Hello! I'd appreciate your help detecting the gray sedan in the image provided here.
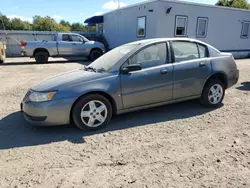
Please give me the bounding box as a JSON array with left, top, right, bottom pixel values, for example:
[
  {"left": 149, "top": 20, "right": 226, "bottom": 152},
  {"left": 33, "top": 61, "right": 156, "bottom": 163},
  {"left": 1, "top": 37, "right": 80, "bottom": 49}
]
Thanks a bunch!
[{"left": 21, "top": 38, "right": 239, "bottom": 130}]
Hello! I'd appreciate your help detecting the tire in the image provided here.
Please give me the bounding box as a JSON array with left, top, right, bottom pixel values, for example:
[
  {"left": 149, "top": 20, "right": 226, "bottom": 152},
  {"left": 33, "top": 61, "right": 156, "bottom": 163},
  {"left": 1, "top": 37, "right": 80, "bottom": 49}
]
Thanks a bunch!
[
  {"left": 35, "top": 51, "right": 49, "bottom": 63},
  {"left": 89, "top": 49, "right": 102, "bottom": 61},
  {"left": 72, "top": 94, "right": 112, "bottom": 131},
  {"left": 200, "top": 79, "right": 225, "bottom": 107},
  {"left": 0, "top": 59, "right": 4, "bottom": 64}
]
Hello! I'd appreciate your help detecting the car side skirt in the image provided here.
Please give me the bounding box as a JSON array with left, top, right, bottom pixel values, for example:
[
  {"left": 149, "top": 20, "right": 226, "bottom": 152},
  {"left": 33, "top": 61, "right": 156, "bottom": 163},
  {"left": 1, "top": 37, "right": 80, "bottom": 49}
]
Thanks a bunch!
[{"left": 117, "top": 95, "right": 201, "bottom": 115}]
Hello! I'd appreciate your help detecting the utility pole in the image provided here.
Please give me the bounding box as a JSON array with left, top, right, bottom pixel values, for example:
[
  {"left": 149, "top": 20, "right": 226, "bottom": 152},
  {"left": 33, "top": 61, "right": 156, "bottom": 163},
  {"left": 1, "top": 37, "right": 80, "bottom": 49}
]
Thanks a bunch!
[
  {"left": 118, "top": 0, "right": 120, "bottom": 9},
  {"left": 0, "top": 12, "right": 6, "bottom": 30}
]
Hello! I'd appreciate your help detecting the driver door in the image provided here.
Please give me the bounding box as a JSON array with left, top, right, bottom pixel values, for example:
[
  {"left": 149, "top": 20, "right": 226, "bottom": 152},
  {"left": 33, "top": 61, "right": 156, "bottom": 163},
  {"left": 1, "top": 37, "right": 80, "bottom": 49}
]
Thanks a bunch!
[
  {"left": 70, "top": 35, "right": 88, "bottom": 55},
  {"left": 120, "top": 43, "right": 173, "bottom": 109}
]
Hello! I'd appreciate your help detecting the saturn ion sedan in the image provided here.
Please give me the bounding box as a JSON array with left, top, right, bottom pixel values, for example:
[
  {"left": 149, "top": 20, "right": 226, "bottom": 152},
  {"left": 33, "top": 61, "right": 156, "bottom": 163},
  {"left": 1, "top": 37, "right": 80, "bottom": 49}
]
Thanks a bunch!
[{"left": 21, "top": 38, "right": 239, "bottom": 130}]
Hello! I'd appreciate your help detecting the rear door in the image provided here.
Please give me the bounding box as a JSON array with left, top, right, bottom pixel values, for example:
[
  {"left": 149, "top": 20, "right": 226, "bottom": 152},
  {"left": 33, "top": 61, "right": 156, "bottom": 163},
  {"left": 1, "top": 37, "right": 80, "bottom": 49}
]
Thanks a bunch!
[
  {"left": 171, "top": 41, "right": 212, "bottom": 99},
  {"left": 57, "top": 34, "right": 75, "bottom": 56},
  {"left": 120, "top": 43, "right": 173, "bottom": 109}
]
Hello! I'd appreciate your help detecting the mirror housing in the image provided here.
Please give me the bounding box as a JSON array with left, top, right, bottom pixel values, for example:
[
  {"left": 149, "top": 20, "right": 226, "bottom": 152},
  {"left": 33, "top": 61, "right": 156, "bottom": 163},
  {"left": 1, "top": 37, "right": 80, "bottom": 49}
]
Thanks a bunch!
[{"left": 121, "top": 64, "right": 142, "bottom": 74}]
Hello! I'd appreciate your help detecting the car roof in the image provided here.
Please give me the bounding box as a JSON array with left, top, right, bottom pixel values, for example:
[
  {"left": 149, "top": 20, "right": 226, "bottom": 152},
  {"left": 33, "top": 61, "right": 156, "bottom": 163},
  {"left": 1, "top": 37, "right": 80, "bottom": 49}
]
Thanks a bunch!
[{"left": 124, "top": 38, "right": 206, "bottom": 46}]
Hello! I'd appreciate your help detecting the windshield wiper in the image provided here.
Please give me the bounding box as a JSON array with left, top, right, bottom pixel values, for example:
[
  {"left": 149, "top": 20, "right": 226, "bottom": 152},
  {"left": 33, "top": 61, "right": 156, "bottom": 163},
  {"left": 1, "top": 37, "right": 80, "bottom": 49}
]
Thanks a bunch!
[{"left": 84, "top": 66, "right": 97, "bottom": 72}]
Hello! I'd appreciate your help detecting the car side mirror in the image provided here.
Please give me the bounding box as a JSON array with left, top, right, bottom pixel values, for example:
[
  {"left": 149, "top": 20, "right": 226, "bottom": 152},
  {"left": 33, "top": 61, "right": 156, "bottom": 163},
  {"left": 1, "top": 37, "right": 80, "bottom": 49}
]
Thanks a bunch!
[{"left": 121, "top": 64, "right": 142, "bottom": 74}]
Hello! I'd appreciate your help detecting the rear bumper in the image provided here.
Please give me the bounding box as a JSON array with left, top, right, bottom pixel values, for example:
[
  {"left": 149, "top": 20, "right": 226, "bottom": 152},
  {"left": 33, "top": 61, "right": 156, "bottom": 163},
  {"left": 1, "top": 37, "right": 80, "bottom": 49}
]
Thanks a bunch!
[
  {"left": 227, "top": 69, "right": 239, "bottom": 88},
  {"left": 21, "top": 51, "right": 27, "bottom": 56}
]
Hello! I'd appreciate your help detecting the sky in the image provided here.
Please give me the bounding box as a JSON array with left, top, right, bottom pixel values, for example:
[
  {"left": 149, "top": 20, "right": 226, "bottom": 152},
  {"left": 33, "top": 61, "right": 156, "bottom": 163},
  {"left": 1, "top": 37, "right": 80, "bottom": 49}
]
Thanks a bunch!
[{"left": 1, "top": 0, "right": 219, "bottom": 24}]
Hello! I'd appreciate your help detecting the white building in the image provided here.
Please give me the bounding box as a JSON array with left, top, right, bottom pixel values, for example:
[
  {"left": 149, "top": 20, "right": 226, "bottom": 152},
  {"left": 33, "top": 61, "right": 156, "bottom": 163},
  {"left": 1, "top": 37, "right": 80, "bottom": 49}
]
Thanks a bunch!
[{"left": 85, "top": 0, "right": 250, "bottom": 58}]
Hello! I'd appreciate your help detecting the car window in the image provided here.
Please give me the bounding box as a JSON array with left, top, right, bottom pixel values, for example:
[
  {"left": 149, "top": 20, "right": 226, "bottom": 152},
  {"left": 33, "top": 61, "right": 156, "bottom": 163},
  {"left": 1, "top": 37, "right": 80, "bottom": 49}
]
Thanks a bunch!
[
  {"left": 198, "top": 44, "right": 207, "bottom": 58},
  {"left": 62, "top": 34, "right": 71, "bottom": 42},
  {"left": 71, "top": 35, "right": 84, "bottom": 42},
  {"left": 129, "top": 43, "right": 167, "bottom": 69},
  {"left": 172, "top": 41, "right": 199, "bottom": 62}
]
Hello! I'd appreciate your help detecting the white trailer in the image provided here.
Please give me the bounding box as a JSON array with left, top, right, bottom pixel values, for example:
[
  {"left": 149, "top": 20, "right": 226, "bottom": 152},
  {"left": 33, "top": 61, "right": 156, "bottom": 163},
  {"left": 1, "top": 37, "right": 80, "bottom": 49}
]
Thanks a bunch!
[{"left": 86, "top": 0, "right": 250, "bottom": 58}]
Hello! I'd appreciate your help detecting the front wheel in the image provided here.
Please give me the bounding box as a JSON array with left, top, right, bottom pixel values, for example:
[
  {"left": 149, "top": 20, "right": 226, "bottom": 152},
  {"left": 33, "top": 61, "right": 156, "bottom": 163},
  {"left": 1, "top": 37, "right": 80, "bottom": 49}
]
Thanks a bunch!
[
  {"left": 89, "top": 49, "right": 102, "bottom": 61},
  {"left": 72, "top": 94, "right": 112, "bottom": 131},
  {"left": 200, "top": 79, "right": 225, "bottom": 107}
]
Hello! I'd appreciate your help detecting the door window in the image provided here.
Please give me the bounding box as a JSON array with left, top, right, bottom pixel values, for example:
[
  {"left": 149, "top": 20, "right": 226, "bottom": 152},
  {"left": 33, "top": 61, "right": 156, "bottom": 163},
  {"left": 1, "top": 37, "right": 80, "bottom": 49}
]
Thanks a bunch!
[
  {"left": 172, "top": 41, "right": 199, "bottom": 62},
  {"left": 62, "top": 34, "right": 71, "bottom": 41},
  {"left": 129, "top": 43, "right": 167, "bottom": 69},
  {"left": 71, "top": 35, "right": 84, "bottom": 42},
  {"left": 198, "top": 44, "right": 207, "bottom": 58}
]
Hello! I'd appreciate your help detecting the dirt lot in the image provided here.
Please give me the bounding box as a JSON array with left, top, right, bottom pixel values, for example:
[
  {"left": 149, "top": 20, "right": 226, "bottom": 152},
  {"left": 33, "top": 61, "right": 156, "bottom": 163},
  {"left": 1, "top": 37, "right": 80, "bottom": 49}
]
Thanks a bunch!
[{"left": 0, "top": 57, "right": 250, "bottom": 188}]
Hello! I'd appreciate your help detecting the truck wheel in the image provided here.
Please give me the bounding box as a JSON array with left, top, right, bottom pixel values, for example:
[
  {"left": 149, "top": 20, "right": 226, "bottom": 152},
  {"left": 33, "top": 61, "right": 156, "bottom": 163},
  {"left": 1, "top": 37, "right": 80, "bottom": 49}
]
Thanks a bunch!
[
  {"left": 90, "top": 49, "right": 102, "bottom": 61},
  {"left": 35, "top": 51, "right": 49, "bottom": 63},
  {"left": 200, "top": 79, "right": 225, "bottom": 107}
]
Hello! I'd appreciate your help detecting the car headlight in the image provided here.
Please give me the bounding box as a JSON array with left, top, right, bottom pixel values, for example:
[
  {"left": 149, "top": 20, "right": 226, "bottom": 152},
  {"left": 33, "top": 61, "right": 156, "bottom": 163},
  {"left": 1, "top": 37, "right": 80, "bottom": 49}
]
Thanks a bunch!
[{"left": 28, "top": 91, "right": 57, "bottom": 102}]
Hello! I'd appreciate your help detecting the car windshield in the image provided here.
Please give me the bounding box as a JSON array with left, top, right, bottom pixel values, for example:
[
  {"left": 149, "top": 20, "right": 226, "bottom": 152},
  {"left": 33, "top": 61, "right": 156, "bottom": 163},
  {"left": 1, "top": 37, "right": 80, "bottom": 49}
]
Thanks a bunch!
[{"left": 86, "top": 44, "right": 137, "bottom": 72}]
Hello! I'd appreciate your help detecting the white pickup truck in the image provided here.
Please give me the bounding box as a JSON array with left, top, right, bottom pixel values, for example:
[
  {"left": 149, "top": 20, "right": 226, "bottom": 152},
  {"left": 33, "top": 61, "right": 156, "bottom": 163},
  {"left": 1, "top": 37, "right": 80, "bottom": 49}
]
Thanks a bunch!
[{"left": 21, "top": 33, "right": 105, "bottom": 63}]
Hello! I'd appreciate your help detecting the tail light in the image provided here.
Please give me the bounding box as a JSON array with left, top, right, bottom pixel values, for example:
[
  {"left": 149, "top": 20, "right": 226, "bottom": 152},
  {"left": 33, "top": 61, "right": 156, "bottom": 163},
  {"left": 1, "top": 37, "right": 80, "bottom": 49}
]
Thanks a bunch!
[
  {"left": 231, "top": 55, "right": 236, "bottom": 64},
  {"left": 21, "top": 41, "right": 27, "bottom": 47}
]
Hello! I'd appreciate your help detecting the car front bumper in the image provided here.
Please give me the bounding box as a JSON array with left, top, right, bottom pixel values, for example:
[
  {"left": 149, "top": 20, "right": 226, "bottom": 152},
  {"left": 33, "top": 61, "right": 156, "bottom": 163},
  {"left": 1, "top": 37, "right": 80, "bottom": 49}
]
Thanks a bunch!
[
  {"left": 227, "top": 69, "right": 239, "bottom": 88},
  {"left": 21, "top": 97, "right": 76, "bottom": 126}
]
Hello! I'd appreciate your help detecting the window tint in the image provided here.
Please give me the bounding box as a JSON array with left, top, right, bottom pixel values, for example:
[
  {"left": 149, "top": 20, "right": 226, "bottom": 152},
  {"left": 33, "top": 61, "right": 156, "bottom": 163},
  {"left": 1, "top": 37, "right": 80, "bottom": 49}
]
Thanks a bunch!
[
  {"left": 172, "top": 41, "right": 199, "bottom": 62},
  {"left": 198, "top": 44, "right": 207, "bottom": 58},
  {"left": 137, "top": 17, "right": 146, "bottom": 37},
  {"left": 197, "top": 18, "right": 208, "bottom": 38},
  {"left": 71, "top": 35, "right": 84, "bottom": 42},
  {"left": 130, "top": 43, "right": 167, "bottom": 69},
  {"left": 241, "top": 22, "right": 249, "bottom": 38},
  {"left": 175, "top": 16, "right": 187, "bottom": 36},
  {"left": 62, "top": 34, "right": 71, "bottom": 41}
]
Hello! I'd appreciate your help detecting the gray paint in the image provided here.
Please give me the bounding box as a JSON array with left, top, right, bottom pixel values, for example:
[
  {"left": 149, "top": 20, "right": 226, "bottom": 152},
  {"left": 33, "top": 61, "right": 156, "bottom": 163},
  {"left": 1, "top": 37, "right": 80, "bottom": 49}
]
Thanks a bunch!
[
  {"left": 22, "top": 38, "right": 239, "bottom": 126},
  {"left": 22, "top": 33, "right": 105, "bottom": 57}
]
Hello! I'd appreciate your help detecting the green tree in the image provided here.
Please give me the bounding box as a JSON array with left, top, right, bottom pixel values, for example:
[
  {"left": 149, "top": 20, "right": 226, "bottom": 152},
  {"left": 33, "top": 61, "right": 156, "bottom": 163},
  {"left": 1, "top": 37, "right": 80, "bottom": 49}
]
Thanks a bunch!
[
  {"left": 10, "top": 18, "right": 31, "bottom": 30},
  {"left": 60, "top": 20, "right": 71, "bottom": 28},
  {"left": 71, "top": 22, "right": 87, "bottom": 31},
  {"left": 0, "top": 15, "right": 11, "bottom": 30},
  {"left": 216, "top": 0, "right": 250, "bottom": 9}
]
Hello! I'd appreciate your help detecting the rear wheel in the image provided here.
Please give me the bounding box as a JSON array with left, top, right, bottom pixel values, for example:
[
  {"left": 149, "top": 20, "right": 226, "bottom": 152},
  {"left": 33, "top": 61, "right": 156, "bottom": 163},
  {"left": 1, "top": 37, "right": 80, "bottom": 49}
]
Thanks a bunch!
[
  {"left": 35, "top": 51, "right": 49, "bottom": 63},
  {"left": 200, "top": 79, "right": 225, "bottom": 107},
  {"left": 72, "top": 94, "right": 112, "bottom": 131},
  {"left": 89, "top": 49, "right": 102, "bottom": 61}
]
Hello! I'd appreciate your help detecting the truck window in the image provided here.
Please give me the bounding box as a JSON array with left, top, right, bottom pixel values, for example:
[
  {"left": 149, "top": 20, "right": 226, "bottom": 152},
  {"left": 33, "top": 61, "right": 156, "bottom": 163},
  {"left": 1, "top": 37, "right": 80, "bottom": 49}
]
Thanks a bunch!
[
  {"left": 71, "top": 35, "right": 84, "bottom": 42},
  {"left": 62, "top": 34, "right": 71, "bottom": 42}
]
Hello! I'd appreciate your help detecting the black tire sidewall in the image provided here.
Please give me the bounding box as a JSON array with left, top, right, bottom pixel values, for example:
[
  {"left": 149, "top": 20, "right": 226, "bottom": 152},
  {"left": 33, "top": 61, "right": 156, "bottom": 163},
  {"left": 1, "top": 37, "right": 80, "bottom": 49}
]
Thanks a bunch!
[
  {"left": 35, "top": 52, "right": 49, "bottom": 63},
  {"left": 200, "top": 79, "right": 225, "bottom": 107},
  {"left": 72, "top": 94, "right": 112, "bottom": 131},
  {"left": 90, "top": 50, "right": 102, "bottom": 61}
]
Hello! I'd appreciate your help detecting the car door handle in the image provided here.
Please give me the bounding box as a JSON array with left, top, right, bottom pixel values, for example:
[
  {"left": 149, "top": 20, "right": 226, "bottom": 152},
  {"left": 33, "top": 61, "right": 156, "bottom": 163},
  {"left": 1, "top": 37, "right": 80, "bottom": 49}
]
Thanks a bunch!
[
  {"left": 199, "top": 62, "right": 206, "bottom": 67},
  {"left": 72, "top": 43, "right": 76, "bottom": 45},
  {"left": 160, "top": 69, "right": 168, "bottom": 74}
]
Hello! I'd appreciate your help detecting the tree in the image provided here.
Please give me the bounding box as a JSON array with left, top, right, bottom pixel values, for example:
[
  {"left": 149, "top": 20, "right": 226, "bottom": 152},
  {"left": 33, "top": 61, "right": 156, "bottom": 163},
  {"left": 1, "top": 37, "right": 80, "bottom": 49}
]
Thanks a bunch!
[
  {"left": 10, "top": 18, "right": 31, "bottom": 30},
  {"left": 71, "top": 22, "right": 87, "bottom": 31},
  {"left": 0, "top": 15, "right": 11, "bottom": 30},
  {"left": 60, "top": 20, "right": 71, "bottom": 28},
  {"left": 216, "top": 0, "right": 250, "bottom": 9}
]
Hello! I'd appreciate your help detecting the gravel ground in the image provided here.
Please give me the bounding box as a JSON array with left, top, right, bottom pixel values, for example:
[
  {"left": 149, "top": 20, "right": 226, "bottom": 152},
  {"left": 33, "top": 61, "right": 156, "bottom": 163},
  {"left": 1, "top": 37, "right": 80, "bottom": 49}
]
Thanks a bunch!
[{"left": 0, "top": 58, "right": 250, "bottom": 188}]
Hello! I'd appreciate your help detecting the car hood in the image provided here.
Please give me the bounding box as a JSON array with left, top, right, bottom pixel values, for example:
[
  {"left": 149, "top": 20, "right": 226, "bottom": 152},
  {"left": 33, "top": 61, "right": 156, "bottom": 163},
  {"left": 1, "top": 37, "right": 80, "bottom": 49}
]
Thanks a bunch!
[{"left": 32, "top": 69, "right": 107, "bottom": 91}]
